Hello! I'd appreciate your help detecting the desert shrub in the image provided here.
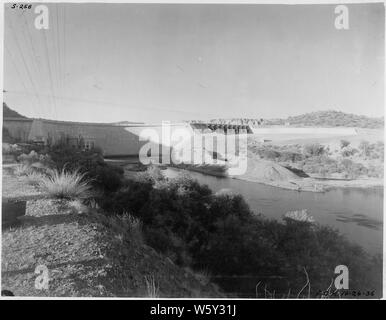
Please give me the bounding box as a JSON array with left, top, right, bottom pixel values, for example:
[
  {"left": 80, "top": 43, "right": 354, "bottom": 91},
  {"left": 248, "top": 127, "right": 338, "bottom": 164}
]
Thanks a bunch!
[
  {"left": 101, "top": 179, "right": 154, "bottom": 215},
  {"left": 357, "top": 141, "right": 383, "bottom": 161},
  {"left": 209, "top": 192, "right": 252, "bottom": 222},
  {"left": 303, "top": 143, "right": 325, "bottom": 157},
  {"left": 13, "top": 163, "right": 34, "bottom": 176},
  {"left": 340, "top": 140, "right": 351, "bottom": 149},
  {"left": 2, "top": 143, "right": 22, "bottom": 155},
  {"left": 100, "top": 171, "right": 381, "bottom": 297},
  {"left": 249, "top": 144, "right": 294, "bottom": 162},
  {"left": 351, "top": 162, "right": 368, "bottom": 177},
  {"left": 48, "top": 143, "right": 105, "bottom": 171},
  {"left": 2, "top": 143, "right": 12, "bottom": 154},
  {"left": 367, "top": 165, "right": 384, "bottom": 178},
  {"left": 341, "top": 147, "right": 358, "bottom": 157},
  {"left": 375, "top": 141, "right": 384, "bottom": 161},
  {"left": 358, "top": 140, "right": 371, "bottom": 157},
  {"left": 107, "top": 212, "right": 143, "bottom": 244},
  {"left": 272, "top": 218, "right": 380, "bottom": 296},
  {"left": 145, "top": 226, "right": 175, "bottom": 253},
  {"left": 39, "top": 168, "right": 93, "bottom": 200},
  {"left": 369, "top": 142, "right": 384, "bottom": 160},
  {"left": 340, "top": 159, "right": 353, "bottom": 172},
  {"left": 136, "top": 165, "right": 165, "bottom": 184},
  {"left": 139, "top": 174, "right": 214, "bottom": 256},
  {"left": 261, "top": 149, "right": 280, "bottom": 160},
  {"left": 195, "top": 216, "right": 278, "bottom": 276},
  {"left": 14, "top": 148, "right": 55, "bottom": 175},
  {"left": 358, "top": 140, "right": 380, "bottom": 156},
  {"left": 338, "top": 159, "right": 368, "bottom": 179},
  {"left": 68, "top": 199, "right": 90, "bottom": 214},
  {"left": 351, "top": 148, "right": 359, "bottom": 156},
  {"left": 17, "top": 150, "right": 40, "bottom": 165},
  {"left": 197, "top": 211, "right": 381, "bottom": 297},
  {"left": 279, "top": 151, "right": 304, "bottom": 163},
  {"left": 47, "top": 143, "right": 124, "bottom": 194},
  {"left": 88, "top": 164, "right": 124, "bottom": 193},
  {"left": 25, "top": 172, "right": 45, "bottom": 186},
  {"left": 302, "top": 155, "right": 340, "bottom": 176},
  {"left": 17, "top": 143, "right": 46, "bottom": 155},
  {"left": 2, "top": 143, "right": 28, "bottom": 160},
  {"left": 370, "top": 152, "right": 380, "bottom": 159}
]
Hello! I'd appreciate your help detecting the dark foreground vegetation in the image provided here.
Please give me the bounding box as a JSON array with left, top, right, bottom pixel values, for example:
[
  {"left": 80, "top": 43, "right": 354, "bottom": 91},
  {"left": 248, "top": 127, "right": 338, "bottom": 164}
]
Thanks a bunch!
[{"left": 3, "top": 141, "right": 383, "bottom": 298}]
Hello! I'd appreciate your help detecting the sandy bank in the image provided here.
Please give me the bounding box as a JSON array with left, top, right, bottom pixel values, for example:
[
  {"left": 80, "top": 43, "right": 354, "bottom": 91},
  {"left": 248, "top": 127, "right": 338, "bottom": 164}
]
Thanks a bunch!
[{"left": 170, "top": 158, "right": 383, "bottom": 193}]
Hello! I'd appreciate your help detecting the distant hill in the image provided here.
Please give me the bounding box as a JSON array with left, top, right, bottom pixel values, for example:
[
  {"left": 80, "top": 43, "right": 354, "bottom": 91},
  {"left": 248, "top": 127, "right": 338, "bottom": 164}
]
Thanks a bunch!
[
  {"left": 2, "top": 104, "right": 144, "bottom": 124},
  {"left": 3, "top": 103, "right": 27, "bottom": 119},
  {"left": 112, "top": 120, "right": 145, "bottom": 125},
  {"left": 207, "top": 110, "right": 384, "bottom": 129},
  {"left": 277, "top": 111, "right": 384, "bottom": 128}
]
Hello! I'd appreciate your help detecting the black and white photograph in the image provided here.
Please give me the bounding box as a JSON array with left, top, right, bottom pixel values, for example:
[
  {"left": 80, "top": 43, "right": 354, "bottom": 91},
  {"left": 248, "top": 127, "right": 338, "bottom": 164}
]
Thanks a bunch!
[{"left": 0, "top": 0, "right": 384, "bottom": 302}]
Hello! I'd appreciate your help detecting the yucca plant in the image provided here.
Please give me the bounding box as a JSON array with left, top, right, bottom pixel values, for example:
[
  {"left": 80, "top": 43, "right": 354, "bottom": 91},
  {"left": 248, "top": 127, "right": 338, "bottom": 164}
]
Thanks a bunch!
[{"left": 39, "top": 168, "right": 93, "bottom": 200}]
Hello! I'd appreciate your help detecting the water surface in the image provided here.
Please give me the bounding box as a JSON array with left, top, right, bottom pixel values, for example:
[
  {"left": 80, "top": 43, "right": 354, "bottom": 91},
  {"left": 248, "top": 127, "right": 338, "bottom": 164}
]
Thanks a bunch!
[{"left": 164, "top": 167, "right": 383, "bottom": 254}]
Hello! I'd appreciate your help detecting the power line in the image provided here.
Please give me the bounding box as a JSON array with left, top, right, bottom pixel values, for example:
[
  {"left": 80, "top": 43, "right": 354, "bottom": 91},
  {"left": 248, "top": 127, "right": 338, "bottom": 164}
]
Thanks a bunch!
[
  {"left": 41, "top": 27, "right": 58, "bottom": 119},
  {"left": 6, "top": 19, "right": 42, "bottom": 116},
  {"left": 6, "top": 89, "right": 221, "bottom": 117},
  {"left": 50, "top": 4, "right": 61, "bottom": 99},
  {"left": 19, "top": 12, "right": 50, "bottom": 116},
  {"left": 4, "top": 46, "right": 39, "bottom": 113},
  {"left": 56, "top": 5, "right": 63, "bottom": 91},
  {"left": 62, "top": 5, "right": 66, "bottom": 91}
]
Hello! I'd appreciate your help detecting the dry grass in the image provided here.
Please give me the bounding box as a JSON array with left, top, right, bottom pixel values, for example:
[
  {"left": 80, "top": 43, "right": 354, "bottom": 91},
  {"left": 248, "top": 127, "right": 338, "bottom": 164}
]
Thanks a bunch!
[
  {"left": 39, "top": 168, "right": 93, "bottom": 200},
  {"left": 2, "top": 197, "right": 223, "bottom": 297},
  {"left": 144, "top": 275, "right": 159, "bottom": 298},
  {"left": 255, "top": 267, "right": 312, "bottom": 299},
  {"left": 25, "top": 172, "right": 45, "bottom": 186},
  {"left": 105, "top": 213, "right": 143, "bottom": 244},
  {"left": 68, "top": 199, "right": 90, "bottom": 214},
  {"left": 191, "top": 268, "right": 212, "bottom": 286},
  {"left": 2, "top": 167, "right": 224, "bottom": 298},
  {"left": 13, "top": 164, "right": 33, "bottom": 176}
]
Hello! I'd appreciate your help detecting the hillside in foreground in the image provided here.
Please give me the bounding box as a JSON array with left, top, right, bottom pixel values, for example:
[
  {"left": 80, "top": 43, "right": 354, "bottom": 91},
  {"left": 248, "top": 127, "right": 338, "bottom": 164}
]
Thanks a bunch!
[{"left": 2, "top": 167, "right": 222, "bottom": 297}]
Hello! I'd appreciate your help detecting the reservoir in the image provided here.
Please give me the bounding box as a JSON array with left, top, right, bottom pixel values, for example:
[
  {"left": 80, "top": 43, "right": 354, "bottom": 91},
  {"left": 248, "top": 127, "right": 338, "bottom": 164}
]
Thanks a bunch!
[{"left": 164, "top": 167, "right": 383, "bottom": 255}]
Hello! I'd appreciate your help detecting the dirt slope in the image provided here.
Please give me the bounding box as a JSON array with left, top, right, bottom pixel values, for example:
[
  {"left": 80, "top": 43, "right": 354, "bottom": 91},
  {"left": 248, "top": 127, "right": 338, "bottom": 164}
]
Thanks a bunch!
[
  {"left": 237, "top": 158, "right": 300, "bottom": 182},
  {"left": 1, "top": 171, "right": 223, "bottom": 297}
]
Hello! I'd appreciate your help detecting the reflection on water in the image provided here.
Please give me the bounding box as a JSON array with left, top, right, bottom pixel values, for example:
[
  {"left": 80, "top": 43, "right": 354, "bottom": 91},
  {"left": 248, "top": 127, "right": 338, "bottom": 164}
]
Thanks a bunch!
[
  {"left": 164, "top": 168, "right": 383, "bottom": 254},
  {"left": 333, "top": 213, "right": 382, "bottom": 230}
]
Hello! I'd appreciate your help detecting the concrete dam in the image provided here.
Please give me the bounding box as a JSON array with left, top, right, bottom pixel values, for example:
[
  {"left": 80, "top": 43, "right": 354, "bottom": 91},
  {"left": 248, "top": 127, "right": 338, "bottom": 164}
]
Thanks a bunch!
[
  {"left": 3, "top": 117, "right": 357, "bottom": 158},
  {"left": 3, "top": 118, "right": 253, "bottom": 157}
]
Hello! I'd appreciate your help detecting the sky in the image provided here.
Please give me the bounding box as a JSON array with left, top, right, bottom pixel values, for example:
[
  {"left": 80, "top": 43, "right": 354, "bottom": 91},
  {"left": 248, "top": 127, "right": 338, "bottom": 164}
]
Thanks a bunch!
[{"left": 3, "top": 3, "right": 385, "bottom": 123}]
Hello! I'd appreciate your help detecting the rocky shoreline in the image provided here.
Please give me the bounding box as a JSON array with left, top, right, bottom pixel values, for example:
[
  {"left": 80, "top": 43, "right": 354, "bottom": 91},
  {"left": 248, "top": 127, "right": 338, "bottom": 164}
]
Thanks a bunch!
[{"left": 168, "top": 162, "right": 383, "bottom": 193}]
